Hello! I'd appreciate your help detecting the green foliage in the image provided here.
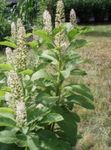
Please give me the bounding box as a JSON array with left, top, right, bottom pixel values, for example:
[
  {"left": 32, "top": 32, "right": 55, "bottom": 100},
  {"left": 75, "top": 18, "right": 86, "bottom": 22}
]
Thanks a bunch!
[
  {"left": 0, "top": 18, "right": 94, "bottom": 149},
  {"left": 0, "top": 0, "right": 10, "bottom": 42}
]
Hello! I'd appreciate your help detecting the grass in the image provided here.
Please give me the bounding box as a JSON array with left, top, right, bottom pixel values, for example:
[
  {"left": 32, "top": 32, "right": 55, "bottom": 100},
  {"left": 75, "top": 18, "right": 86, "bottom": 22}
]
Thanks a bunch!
[{"left": 76, "top": 25, "right": 111, "bottom": 150}]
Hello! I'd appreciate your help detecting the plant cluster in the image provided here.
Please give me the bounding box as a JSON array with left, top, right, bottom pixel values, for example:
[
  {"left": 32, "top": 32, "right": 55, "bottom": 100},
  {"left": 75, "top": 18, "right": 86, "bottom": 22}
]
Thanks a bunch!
[{"left": 0, "top": 0, "right": 94, "bottom": 149}]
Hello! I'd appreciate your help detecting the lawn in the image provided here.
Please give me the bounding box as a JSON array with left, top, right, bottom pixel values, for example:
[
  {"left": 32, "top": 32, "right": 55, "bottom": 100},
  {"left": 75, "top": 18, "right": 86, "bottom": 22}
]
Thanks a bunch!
[{"left": 76, "top": 25, "right": 111, "bottom": 150}]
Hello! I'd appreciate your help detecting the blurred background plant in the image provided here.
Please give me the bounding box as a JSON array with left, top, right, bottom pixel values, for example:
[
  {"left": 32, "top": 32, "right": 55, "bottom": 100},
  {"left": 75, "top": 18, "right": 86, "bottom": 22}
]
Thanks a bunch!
[{"left": 0, "top": 0, "right": 10, "bottom": 42}]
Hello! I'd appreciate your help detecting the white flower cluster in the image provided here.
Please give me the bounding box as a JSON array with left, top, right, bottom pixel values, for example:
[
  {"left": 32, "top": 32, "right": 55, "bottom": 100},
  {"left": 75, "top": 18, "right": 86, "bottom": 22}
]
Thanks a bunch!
[
  {"left": 5, "top": 18, "right": 28, "bottom": 127},
  {"left": 70, "top": 9, "right": 77, "bottom": 26},
  {"left": 55, "top": 0, "right": 65, "bottom": 27},
  {"left": 43, "top": 10, "right": 52, "bottom": 33},
  {"left": 16, "top": 101, "right": 27, "bottom": 127}
]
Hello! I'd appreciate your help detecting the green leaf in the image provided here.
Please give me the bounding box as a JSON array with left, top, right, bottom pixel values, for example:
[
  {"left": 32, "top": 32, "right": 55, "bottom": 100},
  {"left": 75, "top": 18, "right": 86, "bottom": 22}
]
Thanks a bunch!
[
  {"left": 71, "top": 68, "right": 87, "bottom": 76},
  {"left": 38, "top": 130, "right": 73, "bottom": 150},
  {"left": 31, "top": 69, "right": 47, "bottom": 81},
  {"left": 0, "top": 117, "right": 16, "bottom": 128},
  {"left": 53, "top": 106, "right": 78, "bottom": 146},
  {"left": 68, "top": 39, "right": 88, "bottom": 50},
  {"left": 37, "top": 93, "right": 58, "bottom": 107},
  {"left": 27, "top": 107, "right": 50, "bottom": 124},
  {"left": 0, "top": 130, "right": 17, "bottom": 144},
  {"left": 41, "top": 113, "right": 63, "bottom": 124},
  {"left": 67, "top": 28, "right": 80, "bottom": 41},
  {"left": 27, "top": 135, "right": 39, "bottom": 150},
  {"left": 0, "top": 64, "right": 13, "bottom": 71},
  {"left": 0, "top": 41, "right": 17, "bottom": 48},
  {"left": 33, "top": 30, "right": 52, "bottom": 44},
  {"left": 27, "top": 41, "right": 38, "bottom": 49},
  {"left": 0, "top": 91, "right": 6, "bottom": 97},
  {"left": 67, "top": 94, "right": 94, "bottom": 109},
  {"left": 52, "top": 25, "right": 65, "bottom": 36},
  {"left": 65, "top": 84, "right": 94, "bottom": 100},
  {"left": 41, "top": 50, "right": 58, "bottom": 65},
  {"left": 0, "top": 107, "right": 15, "bottom": 120},
  {"left": 20, "top": 69, "right": 33, "bottom": 76},
  {"left": 61, "top": 66, "right": 73, "bottom": 79}
]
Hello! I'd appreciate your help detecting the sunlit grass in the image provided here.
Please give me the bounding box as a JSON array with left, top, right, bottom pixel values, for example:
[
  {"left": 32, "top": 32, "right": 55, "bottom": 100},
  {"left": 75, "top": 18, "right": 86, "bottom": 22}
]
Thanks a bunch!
[{"left": 76, "top": 25, "right": 111, "bottom": 150}]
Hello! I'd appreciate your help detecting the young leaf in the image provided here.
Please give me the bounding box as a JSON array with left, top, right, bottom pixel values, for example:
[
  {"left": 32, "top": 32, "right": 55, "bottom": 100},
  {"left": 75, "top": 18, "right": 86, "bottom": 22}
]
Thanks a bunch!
[
  {"left": 0, "top": 64, "right": 13, "bottom": 71},
  {"left": 27, "top": 41, "right": 38, "bottom": 49},
  {"left": 20, "top": 69, "right": 33, "bottom": 76},
  {"left": 0, "top": 41, "right": 17, "bottom": 48}
]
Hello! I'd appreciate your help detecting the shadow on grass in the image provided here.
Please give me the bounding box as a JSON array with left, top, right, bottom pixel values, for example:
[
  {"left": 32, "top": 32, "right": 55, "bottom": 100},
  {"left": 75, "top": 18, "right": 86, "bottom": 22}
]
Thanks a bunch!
[{"left": 84, "top": 31, "right": 111, "bottom": 38}]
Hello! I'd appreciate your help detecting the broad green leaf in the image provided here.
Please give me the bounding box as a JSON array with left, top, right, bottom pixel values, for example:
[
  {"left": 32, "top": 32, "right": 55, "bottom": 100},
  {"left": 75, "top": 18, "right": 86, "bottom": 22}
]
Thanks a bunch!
[
  {"left": 31, "top": 69, "right": 47, "bottom": 81},
  {"left": 0, "top": 41, "right": 17, "bottom": 48},
  {"left": 67, "top": 28, "right": 80, "bottom": 41},
  {"left": 20, "top": 69, "right": 33, "bottom": 76},
  {"left": 0, "top": 107, "right": 15, "bottom": 120},
  {"left": 38, "top": 130, "right": 73, "bottom": 150},
  {"left": 37, "top": 93, "right": 58, "bottom": 107},
  {"left": 27, "top": 135, "right": 39, "bottom": 150},
  {"left": 27, "top": 107, "right": 50, "bottom": 124},
  {"left": 61, "top": 66, "right": 73, "bottom": 79},
  {"left": 67, "top": 94, "right": 94, "bottom": 109},
  {"left": 80, "top": 26, "right": 93, "bottom": 34},
  {"left": 53, "top": 106, "right": 78, "bottom": 146},
  {"left": 65, "top": 84, "right": 94, "bottom": 100},
  {"left": 0, "top": 130, "right": 17, "bottom": 144},
  {"left": 68, "top": 39, "right": 87, "bottom": 50},
  {"left": 41, "top": 113, "right": 63, "bottom": 124},
  {"left": 41, "top": 50, "right": 58, "bottom": 65},
  {"left": 16, "top": 133, "right": 27, "bottom": 147},
  {"left": 0, "top": 116, "right": 16, "bottom": 127},
  {"left": 0, "top": 64, "right": 13, "bottom": 71}
]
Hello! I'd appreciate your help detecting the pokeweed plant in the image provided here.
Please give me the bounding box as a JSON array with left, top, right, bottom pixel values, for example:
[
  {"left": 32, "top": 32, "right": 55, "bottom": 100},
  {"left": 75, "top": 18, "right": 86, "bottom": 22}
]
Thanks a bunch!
[{"left": 0, "top": 0, "right": 94, "bottom": 149}]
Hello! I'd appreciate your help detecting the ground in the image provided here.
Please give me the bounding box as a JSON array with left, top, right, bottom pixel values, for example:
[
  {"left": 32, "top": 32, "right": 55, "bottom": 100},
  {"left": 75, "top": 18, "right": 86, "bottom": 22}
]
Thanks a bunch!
[
  {"left": 0, "top": 25, "right": 111, "bottom": 150},
  {"left": 76, "top": 25, "right": 111, "bottom": 150}
]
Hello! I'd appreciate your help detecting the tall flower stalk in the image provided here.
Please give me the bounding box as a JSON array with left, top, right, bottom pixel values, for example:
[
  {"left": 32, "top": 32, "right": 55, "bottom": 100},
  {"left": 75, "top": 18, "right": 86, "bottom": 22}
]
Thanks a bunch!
[
  {"left": 43, "top": 10, "right": 52, "bottom": 33},
  {"left": 5, "top": 19, "right": 28, "bottom": 127},
  {"left": 55, "top": 0, "right": 65, "bottom": 27},
  {"left": 70, "top": 9, "right": 77, "bottom": 26}
]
